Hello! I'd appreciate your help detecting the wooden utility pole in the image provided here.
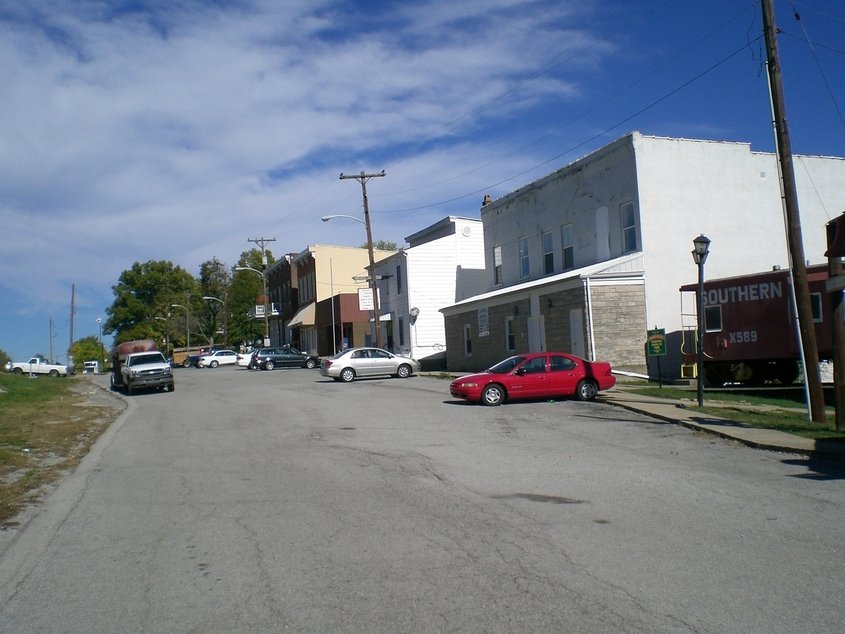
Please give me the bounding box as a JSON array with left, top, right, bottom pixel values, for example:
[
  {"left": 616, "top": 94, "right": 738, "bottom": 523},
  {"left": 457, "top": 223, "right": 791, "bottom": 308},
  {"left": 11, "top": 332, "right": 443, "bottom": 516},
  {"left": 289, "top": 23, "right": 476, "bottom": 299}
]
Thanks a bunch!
[
  {"left": 248, "top": 237, "right": 276, "bottom": 346},
  {"left": 762, "top": 0, "right": 825, "bottom": 422},
  {"left": 340, "top": 170, "right": 386, "bottom": 349}
]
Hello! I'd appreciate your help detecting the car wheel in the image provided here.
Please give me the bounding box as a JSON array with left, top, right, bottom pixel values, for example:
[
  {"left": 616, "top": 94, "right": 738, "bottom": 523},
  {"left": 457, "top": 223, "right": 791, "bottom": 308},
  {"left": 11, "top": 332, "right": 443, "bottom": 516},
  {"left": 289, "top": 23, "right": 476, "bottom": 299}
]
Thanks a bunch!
[
  {"left": 49, "top": 369, "right": 59, "bottom": 377},
  {"left": 576, "top": 379, "right": 598, "bottom": 401},
  {"left": 481, "top": 384, "right": 505, "bottom": 406},
  {"left": 395, "top": 364, "right": 411, "bottom": 379},
  {"left": 13, "top": 367, "right": 23, "bottom": 375},
  {"left": 306, "top": 358, "right": 317, "bottom": 369},
  {"left": 168, "top": 383, "right": 175, "bottom": 392},
  {"left": 265, "top": 360, "right": 275, "bottom": 371},
  {"left": 210, "top": 360, "right": 219, "bottom": 368},
  {"left": 182, "top": 359, "right": 191, "bottom": 368},
  {"left": 340, "top": 368, "right": 356, "bottom": 382}
]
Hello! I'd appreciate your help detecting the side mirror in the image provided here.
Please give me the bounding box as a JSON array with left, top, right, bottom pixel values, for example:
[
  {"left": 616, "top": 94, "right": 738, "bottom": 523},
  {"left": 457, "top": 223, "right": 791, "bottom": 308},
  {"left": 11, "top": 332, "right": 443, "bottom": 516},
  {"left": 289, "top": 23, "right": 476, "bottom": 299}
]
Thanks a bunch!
[{"left": 516, "top": 367, "right": 526, "bottom": 376}]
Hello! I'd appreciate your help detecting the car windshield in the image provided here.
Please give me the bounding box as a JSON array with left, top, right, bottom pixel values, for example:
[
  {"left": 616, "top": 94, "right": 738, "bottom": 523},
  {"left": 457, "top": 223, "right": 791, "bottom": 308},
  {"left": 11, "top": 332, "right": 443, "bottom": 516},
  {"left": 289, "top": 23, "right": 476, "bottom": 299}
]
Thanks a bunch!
[
  {"left": 488, "top": 356, "right": 526, "bottom": 374},
  {"left": 128, "top": 353, "right": 165, "bottom": 366}
]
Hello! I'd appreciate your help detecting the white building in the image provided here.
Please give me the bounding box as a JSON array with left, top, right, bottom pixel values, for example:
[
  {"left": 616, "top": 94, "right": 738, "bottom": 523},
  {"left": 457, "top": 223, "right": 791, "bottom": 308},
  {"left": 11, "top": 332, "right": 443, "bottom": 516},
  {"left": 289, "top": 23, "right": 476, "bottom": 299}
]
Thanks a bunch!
[
  {"left": 374, "top": 216, "right": 485, "bottom": 369},
  {"left": 442, "top": 131, "right": 845, "bottom": 375}
]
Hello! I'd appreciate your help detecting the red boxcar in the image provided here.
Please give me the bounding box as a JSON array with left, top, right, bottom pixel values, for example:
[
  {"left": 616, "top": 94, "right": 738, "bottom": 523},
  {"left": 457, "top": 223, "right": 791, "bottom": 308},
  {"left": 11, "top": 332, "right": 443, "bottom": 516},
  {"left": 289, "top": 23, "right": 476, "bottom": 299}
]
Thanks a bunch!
[{"left": 680, "top": 265, "right": 834, "bottom": 386}]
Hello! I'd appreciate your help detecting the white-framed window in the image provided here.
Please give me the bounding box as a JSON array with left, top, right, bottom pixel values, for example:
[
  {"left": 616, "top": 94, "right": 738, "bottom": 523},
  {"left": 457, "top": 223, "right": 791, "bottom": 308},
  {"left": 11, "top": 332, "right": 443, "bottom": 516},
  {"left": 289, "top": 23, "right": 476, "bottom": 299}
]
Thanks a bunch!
[
  {"left": 542, "top": 231, "right": 554, "bottom": 275},
  {"left": 561, "top": 224, "right": 574, "bottom": 270},
  {"left": 299, "top": 272, "right": 316, "bottom": 303},
  {"left": 621, "top": 201, "right": 637, "bottom": 253},
  {"left": 505, "top": 317, "right": 515, "bottom": 351},
  {"left": 463, "top": 324, "right": 472, "bottom": 356},
  {"left": 518, "top": 237, "right": 530, "bottom": 279},
  {"left": 493, "top": 246, "right": 503, "bottom": 285}
]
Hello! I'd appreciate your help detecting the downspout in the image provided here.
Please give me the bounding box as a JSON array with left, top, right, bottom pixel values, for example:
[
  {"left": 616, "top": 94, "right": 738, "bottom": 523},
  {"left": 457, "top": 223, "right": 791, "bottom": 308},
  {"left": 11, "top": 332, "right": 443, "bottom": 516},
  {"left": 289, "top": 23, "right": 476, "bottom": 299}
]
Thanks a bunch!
[{"left": 585, "top": 276, "right": 597, "bottom": 361}]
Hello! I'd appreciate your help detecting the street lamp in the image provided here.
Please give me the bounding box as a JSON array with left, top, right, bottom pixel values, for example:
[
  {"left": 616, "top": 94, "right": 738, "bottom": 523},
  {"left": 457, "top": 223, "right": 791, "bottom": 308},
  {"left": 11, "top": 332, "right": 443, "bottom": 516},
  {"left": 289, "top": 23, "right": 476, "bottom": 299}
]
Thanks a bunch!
[
  {"left": 322, "top": 213, "right": 382, "bottom": 349},
  {"left": 691, "top": 234, "right": 711, "bottom": 407},
  {"left": 154, "top": 316, "right": 169, "bottom": 359},
  {"left": 235, "top": 267, "right": 270, "bottom": 346},
  {"left": 202, "top": 296, "right": 225, "bottom": 348},
  {"left": 171, "top": 303, "right": 190, "bottom": 352},
  {"left": 95, "top": 317, "right": 104, "bottom": 372}
]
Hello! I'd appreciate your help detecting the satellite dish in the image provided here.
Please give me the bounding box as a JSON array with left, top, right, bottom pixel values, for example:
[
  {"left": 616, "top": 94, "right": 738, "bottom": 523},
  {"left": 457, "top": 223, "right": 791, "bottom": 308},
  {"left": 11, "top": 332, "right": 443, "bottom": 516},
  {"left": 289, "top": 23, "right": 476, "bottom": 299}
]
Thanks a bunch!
[{"left": 409, "top": 307, "right": 420, "bottom": 317}]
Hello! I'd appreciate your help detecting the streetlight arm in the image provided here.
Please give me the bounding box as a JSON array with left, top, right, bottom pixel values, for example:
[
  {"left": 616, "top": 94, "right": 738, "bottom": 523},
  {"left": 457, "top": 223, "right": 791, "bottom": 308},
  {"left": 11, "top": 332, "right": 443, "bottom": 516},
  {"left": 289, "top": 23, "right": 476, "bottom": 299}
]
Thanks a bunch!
[
  {"left": 234, "top": 266, "right": 263, "bottom": 275},
  {"left": 322, "top": 214, "right": 364, "bottom": 225}
]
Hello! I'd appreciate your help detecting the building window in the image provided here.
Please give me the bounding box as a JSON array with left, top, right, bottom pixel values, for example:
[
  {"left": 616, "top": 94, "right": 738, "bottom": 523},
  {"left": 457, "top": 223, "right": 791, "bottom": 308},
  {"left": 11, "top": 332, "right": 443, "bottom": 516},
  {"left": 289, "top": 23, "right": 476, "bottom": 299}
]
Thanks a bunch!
[
  {"left": 299, "top": 272, "right": 316, "bottom": 303},
  {"left": 621, "top": 201, "right": 637, "bottom": 253},
  {"left": 398, "top": 316, "right": 405, "bottom": 346},
  {"left": 811, "top": 293, "right": 823, "bottom": 322},
  {"left": 396, "top": 264, "right": 403, "bottom": 295},
  {"left": 493, "top": 246, "right": 503, "bottom": 285},
  {"left": 505, "top": 317, "right": 515, "bottom": 351},
  {"left": 519, "top": 237, "right": 530, "bottom": 279},
  {"left": 704, "top": 305, "right": 722, "bottom": 333},
  {"left": 464, "top": 324, "right": 472, "bottom": 356},
  {"left": 561, "top": 224, "right": 574, "bottom": 270},
  {"left": 542, "top": 231, "right": 554, "bottom": 275}
]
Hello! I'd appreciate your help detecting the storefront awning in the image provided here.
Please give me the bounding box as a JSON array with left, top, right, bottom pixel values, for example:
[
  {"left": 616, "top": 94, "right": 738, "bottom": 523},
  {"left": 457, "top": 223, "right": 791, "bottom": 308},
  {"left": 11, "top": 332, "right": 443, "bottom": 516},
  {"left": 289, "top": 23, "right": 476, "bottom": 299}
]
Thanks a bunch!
[{"left": 288, "top": 303, "right": 315, "bottom": 328}]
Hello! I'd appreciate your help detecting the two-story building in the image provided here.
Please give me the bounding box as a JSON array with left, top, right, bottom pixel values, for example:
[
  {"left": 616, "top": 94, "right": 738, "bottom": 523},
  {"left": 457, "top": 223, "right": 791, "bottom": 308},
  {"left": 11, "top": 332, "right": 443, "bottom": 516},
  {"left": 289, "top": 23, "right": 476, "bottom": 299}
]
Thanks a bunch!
[
  {"left": 373, "top": 216, "right": 486, "bottom": 369},
  {"left": 441, "top": 131, "right": 845, "bottom": 375},
  {"left": 278, "top": 244, "right": 395, "bottom": 355}
]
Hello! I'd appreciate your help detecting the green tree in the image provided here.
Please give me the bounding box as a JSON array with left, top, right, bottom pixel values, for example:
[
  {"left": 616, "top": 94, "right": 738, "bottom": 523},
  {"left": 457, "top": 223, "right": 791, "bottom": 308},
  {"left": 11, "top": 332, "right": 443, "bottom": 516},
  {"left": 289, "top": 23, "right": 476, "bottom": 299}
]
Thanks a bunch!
[
  {"left": 0, "top": 348, "right": 9, "bottom": 369},
  {"left": 360, "top": 240, "right": 398, "bottom": 251},
  {"left": 227, "top": 249, "right": 276, "bottom": 348},
  {"left": 104, "top": 260, "right": 199, "bottom": 346},
  {"left": 71, "top": 336, "right": 104, "bottom": 368},
  {"left": 197, "top": 257, "right": 232, "bottom": 347}
]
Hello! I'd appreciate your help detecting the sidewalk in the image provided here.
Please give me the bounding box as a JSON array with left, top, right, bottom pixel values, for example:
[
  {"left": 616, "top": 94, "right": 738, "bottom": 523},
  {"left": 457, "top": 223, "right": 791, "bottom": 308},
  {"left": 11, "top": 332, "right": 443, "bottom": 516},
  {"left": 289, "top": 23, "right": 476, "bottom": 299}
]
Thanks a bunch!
[{"left": 600, "top": 388, "right": 845, "bottom": 460}]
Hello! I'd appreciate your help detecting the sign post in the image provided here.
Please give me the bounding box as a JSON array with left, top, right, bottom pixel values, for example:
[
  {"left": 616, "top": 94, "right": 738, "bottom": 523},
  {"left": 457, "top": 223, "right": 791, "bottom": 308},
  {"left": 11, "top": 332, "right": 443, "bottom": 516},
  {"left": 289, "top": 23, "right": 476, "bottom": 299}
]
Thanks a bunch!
[{"left": 646, "top": 327, "right": 667, "bottom": 388}]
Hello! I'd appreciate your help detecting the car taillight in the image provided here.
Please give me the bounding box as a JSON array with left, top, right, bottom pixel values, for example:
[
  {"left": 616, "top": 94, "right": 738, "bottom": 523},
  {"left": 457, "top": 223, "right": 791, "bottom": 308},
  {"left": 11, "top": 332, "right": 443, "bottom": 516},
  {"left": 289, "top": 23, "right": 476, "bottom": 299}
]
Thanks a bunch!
[{"left": 324, "top": 360, "right": 332, "bottom": 368}]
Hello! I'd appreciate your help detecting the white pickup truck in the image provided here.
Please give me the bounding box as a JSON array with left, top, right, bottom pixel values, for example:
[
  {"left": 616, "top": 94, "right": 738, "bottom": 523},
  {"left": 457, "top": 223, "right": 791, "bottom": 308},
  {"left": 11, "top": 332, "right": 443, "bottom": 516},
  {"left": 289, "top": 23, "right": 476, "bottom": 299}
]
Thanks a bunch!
[
  {"left": 5, "top": 357, "right": 69, "bottom": 377},
  {"left": 110, "top": 340, "right": 174, "bottom": 394}
]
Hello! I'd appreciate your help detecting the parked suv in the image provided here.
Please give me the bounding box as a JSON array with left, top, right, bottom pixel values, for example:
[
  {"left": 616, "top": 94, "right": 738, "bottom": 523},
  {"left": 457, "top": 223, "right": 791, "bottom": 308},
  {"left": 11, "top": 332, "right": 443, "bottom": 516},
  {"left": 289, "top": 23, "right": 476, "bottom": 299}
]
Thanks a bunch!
[{"left": 252, "top": 346, "right": 319, "bottom": 370}]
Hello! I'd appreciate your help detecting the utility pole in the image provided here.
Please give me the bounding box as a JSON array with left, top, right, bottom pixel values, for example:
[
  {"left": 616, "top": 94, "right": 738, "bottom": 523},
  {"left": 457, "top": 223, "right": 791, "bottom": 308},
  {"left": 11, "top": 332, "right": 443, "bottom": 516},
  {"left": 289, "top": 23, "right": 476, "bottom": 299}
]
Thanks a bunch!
[
  {"left": 762, "top": 0, "right": 825, "bottom": 422},
  {"left": 68, "top": 283, "right": 75, "bottom": 367},
  {"left": 248, "top": 237, "right": 276, "bottom": 346},
  {"left": 340, "top": 170, "right": 386, "bottom": 349}
]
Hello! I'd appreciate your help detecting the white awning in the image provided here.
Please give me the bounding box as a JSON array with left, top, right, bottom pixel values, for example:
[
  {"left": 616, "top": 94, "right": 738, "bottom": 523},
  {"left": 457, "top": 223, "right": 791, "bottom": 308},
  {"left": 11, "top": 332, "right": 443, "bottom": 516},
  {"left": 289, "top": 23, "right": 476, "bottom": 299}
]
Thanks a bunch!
[{"left": 288, "top": 303, "right": 315, "bottom": 328}]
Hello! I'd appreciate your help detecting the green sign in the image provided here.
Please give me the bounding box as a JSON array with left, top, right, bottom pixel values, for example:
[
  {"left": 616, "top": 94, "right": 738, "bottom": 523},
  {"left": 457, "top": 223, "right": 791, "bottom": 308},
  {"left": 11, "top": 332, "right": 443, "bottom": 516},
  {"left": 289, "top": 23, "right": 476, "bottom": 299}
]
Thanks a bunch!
[{"left": 647, "top": 328, "right": 667, "bottom": 357}]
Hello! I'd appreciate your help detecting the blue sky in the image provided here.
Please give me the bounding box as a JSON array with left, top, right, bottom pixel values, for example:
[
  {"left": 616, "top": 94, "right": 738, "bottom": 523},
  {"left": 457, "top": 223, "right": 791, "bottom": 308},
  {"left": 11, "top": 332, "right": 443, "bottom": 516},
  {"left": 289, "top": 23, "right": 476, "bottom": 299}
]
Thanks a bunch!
[{"left": 1, "top": 0, "right": 843, "bottom": 362}]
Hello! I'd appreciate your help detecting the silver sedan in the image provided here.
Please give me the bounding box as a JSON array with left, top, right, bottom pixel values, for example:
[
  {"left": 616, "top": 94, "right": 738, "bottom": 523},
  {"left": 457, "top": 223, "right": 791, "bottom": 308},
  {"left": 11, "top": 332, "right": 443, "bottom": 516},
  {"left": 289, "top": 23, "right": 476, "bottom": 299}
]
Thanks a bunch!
[{"left": 320, "top": 347, "right": 420, "bottom": 382}]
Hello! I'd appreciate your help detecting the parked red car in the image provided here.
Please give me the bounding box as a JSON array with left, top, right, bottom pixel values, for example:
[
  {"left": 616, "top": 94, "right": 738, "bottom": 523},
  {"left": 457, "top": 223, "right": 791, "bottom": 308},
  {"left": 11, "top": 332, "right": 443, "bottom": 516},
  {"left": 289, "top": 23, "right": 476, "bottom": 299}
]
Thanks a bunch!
[{"left": 449, "top": 352, "right": 616, "bottom": 406}]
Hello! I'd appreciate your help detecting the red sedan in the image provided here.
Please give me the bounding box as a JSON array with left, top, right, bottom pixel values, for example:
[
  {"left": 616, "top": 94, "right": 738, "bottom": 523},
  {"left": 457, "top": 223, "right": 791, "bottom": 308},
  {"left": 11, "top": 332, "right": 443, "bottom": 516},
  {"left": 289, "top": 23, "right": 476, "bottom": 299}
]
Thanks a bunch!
[{"left": 449, "top": 352, "right": 616, "bottom": 406}]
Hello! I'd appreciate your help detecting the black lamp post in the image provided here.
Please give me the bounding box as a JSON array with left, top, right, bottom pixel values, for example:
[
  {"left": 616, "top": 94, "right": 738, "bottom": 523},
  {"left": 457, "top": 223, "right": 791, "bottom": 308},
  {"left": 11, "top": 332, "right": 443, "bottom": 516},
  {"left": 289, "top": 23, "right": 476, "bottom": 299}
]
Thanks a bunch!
[{"left": 691, "top": 234, "right": 711, "bottom": 407}]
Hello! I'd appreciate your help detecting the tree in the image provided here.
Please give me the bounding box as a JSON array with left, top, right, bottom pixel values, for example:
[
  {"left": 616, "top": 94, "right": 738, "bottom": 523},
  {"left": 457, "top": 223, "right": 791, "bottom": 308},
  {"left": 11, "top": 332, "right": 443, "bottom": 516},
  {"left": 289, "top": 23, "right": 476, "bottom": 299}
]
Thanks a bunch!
[
  {"left": 361, "top": 240, "right": 398, "bottom": 251},
  {"left": 227, "top": 249, "right": 276, "bottom": 348},
  {"left": 104, "top": 260, "right": 199, "bottom": 346},
  {"left": 0, "top": 348, "right": 9, "bottom": 369},
  {"left": 71, "top": 336, "right": 104, "bottom": 368},
  {"left": 197, "top": 257, "right": 232, "bottom": 347}
]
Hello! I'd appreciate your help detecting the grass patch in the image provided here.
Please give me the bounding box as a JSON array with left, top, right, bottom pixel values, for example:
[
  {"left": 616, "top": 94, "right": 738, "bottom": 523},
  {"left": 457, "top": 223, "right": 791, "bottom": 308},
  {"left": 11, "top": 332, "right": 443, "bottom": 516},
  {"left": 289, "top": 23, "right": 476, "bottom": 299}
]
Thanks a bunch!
[
  {"left": 0, "top": 373, "right": 124, "bottom": 527},
  {"left": 622, "top": 383, "right": 845, "bottom": 441}
]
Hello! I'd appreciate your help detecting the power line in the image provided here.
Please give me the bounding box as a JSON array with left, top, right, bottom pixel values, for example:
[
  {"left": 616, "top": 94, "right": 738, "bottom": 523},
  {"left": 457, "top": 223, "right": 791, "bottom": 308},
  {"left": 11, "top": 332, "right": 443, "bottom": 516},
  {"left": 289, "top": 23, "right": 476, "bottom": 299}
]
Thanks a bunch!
[{"left": 375, "top": 35, "right": 764, "bottom": 215}]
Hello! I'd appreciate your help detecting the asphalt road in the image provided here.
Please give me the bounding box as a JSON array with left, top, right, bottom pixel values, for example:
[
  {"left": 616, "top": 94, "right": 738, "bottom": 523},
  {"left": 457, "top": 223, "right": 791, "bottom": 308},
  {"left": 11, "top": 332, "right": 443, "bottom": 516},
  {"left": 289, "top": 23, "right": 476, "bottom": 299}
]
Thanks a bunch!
[{"left": 0, "top": 367, "right": 843, "bottom": 633}]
